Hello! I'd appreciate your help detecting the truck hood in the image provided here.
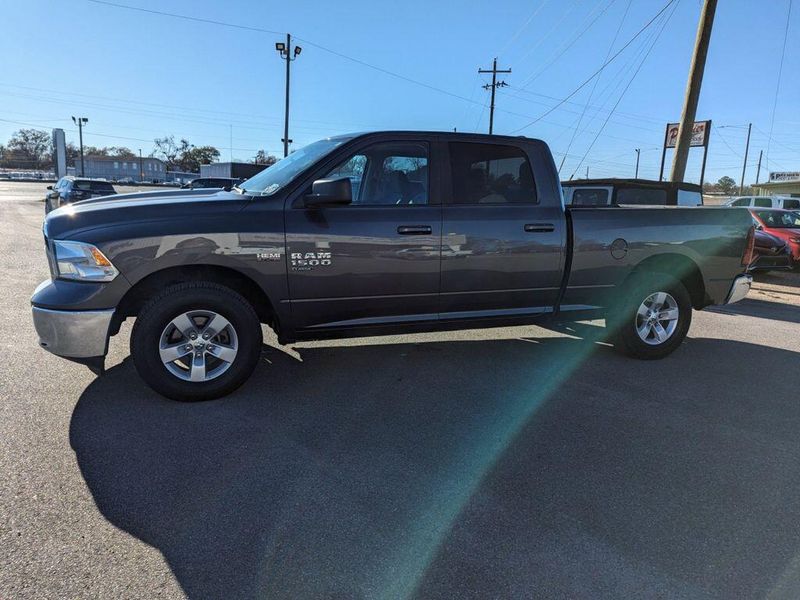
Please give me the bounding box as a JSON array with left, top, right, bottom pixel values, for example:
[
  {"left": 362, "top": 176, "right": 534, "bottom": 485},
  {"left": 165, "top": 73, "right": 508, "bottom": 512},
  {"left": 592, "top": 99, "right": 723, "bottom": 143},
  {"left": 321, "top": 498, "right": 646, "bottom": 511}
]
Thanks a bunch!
[{"left": 43, "top": 189, "right": 251, "bottom": 241}]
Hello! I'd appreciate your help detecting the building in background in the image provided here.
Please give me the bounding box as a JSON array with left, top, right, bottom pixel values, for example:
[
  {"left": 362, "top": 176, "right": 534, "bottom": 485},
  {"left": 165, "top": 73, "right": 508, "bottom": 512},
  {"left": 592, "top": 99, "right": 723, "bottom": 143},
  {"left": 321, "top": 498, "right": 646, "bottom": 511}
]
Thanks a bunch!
[
  {"left": 200, "top": 162, "right": 266, "bottom": 180},
  {"left": 73, "top": 156, "right": 166, "bottom": 182},
  {"left": 753, "top": 172, "right": 800, "bottom": 197}
]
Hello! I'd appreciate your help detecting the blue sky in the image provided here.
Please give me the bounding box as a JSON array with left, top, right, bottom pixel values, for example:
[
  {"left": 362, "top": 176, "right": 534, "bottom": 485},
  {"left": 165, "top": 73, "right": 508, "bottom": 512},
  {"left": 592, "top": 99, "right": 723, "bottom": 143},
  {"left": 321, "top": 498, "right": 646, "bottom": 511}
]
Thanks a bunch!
[{"left": 1, "top": 0, "right": 797, "bottom": 183}]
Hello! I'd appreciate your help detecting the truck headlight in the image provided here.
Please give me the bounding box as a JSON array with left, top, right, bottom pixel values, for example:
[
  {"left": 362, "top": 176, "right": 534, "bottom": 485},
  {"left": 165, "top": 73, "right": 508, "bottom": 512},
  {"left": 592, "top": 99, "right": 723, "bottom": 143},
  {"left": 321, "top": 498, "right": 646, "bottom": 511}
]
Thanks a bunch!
[{"left": 53, "top": 240, "right": 119, "bottom": 282}]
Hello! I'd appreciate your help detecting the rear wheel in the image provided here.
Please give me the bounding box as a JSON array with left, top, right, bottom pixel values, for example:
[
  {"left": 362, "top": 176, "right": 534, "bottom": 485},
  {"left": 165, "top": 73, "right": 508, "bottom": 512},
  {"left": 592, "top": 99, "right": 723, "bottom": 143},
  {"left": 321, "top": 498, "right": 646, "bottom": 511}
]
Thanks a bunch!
[
  {"left": 131, "top": 282, "right": 262, "bottom": 401},
  {"left": 609, "top": 273, "right": 692, "bottom": 360}
]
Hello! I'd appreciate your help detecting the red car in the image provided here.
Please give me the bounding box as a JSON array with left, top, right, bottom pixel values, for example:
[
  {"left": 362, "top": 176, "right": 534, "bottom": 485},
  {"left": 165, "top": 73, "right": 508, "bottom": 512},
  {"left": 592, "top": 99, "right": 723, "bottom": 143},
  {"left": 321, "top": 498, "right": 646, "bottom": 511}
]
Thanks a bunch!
[{"left": 749, "top": 208, "right": 800, "bottom": 266}]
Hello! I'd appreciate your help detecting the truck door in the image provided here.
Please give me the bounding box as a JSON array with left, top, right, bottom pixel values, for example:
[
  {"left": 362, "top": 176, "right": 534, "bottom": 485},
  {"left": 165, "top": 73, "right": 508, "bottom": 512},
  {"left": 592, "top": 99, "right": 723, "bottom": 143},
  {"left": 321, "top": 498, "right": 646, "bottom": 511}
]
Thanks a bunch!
[
  {"left": 440, "top": 140, "right": 565, "bottom": 318},
  {"left": 285, "top": 138, "right": 442, "bottom": 331}
]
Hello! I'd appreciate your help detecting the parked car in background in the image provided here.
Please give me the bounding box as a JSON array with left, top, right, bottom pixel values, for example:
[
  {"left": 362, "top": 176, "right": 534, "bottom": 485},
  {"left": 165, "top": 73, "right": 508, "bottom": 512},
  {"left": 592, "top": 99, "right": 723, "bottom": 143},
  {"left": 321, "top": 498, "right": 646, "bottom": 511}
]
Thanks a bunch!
[
  {"left": 562, "top": 179, "right": 703, "bottom": 207},
  {"left": 45, "top": 177, "right": 116, "bottom": 213},
  {"left": 748, "top": 229, "right": 793, "bottom": 272},
  {"left": 727, "top": 196, "right": 800, "bottom": 210},
  {"left": 181, "top": 177, "right": 243, "bottom": 191},
  {"left": 749, "top": 208, "right": 800, "bottom": 266}
]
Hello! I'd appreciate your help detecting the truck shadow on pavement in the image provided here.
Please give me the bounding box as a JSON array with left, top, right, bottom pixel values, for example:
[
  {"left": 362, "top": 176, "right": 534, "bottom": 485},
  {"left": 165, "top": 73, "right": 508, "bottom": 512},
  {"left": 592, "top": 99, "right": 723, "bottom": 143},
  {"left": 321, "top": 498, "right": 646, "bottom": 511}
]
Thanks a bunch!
[{"left": 70, "top": 333, "right": 800, "bottom": 600}]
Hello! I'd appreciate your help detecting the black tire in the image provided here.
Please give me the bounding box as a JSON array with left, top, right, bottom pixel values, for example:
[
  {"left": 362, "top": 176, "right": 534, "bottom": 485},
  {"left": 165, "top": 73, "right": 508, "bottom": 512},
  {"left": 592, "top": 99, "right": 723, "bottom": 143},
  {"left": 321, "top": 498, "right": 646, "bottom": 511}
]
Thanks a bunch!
[
  {"left": 608, "top": 272, "right": 692, "bottom": 360},
  {"left": 131, "top": 282, "right": 263, "bottom": 401}
]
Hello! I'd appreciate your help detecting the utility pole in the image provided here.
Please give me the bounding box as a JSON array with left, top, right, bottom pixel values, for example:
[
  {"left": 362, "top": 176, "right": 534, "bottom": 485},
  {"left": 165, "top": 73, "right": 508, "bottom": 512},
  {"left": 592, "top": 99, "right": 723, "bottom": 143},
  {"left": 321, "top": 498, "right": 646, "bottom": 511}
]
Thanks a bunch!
[
  {"left": 670, "top": 0, "right": 717, "bottom": 183},
  {"left": 585, "top": 166, "right": 589, "bottom": 179},
  {"left": 478, "top": 58, "right": 511, "bottom": 135},
  {"left": 739, "top": 122, "right": 752, "bottom": 194},
  {"left": 635, "top": 148, "right": 641, "bottom": 178},
  {"left": 755, "top": 149, "right": 763, "bottom": 184},
  {"left": 138, "top": 148, "right": 143, "bottom": 183},
  {"left": 275, "top": 34, "right": 302, "bottom": 158},
  {"left": 71, "top": 116, "right": 88, "bottom": 176}
]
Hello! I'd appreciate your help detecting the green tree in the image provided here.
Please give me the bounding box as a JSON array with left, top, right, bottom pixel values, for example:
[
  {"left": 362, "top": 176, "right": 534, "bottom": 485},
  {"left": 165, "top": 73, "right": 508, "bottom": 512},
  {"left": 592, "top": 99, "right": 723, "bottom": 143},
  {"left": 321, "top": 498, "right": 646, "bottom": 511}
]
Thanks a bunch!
[
  {"left": 179, "top": 145, "right": 220, "bottom": 172},
  {"left": 716, "top": 176, "right": 737, "bottom": 195}
]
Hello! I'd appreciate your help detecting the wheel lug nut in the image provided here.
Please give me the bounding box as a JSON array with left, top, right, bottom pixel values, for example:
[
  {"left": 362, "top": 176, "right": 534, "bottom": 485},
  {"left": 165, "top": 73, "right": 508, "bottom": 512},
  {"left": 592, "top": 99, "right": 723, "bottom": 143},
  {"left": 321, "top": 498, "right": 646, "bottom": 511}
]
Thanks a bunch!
[
  {"left": 190, "top": 332, "right": 197, "bottom": 340},
  {"left": 202, "top": 332, "right": 210, "bottom": 339}
]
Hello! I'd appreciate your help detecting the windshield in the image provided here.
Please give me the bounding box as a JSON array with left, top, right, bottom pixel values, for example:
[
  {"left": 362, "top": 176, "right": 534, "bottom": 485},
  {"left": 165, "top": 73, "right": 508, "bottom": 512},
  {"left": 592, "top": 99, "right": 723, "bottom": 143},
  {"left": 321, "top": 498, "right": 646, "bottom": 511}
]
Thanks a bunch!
[
  {"left": 236, "top": 138, "right": 350, "bottom": 196},
  {"left": 753, "top": 210, "right": 800, "bottom": 228}
]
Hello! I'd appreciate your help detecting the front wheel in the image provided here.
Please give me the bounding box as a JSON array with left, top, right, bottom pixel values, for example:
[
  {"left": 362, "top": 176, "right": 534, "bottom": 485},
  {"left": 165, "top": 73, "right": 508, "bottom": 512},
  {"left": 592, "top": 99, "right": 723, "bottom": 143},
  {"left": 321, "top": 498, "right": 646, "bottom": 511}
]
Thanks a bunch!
[
  {"left": 609, "top": 273, "right": 692, "bottom": 360},
  {"left": 131, "top": 282, "right": 263, "bottom": 401}
]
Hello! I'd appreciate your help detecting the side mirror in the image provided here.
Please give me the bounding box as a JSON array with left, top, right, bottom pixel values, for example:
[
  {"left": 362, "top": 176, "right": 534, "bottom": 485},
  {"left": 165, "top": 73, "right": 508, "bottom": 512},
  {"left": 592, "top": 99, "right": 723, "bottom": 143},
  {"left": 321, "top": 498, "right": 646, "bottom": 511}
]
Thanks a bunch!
[
  {"left": 304, "top": 177, "right": 352, "bottom": 207},
  {"left": 46, "top": 185, "right": 53, "bottom": 190},
  {"left": 754, "top": 223, "right": 763, "bottom": 230}
]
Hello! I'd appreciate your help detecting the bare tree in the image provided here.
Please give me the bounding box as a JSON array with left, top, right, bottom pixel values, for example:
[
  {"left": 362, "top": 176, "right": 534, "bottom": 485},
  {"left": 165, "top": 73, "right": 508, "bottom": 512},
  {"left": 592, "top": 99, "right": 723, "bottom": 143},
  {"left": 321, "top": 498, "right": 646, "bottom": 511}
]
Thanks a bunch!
[{"left": 7, "top": 129, "right": 52, "bottom": 169}]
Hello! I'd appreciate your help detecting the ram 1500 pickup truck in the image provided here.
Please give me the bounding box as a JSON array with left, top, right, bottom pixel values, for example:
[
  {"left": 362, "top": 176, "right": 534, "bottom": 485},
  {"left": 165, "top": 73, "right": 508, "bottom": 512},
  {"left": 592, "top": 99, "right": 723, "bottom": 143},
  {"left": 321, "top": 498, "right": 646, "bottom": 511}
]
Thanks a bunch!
[{"left": 32, "top": 132, "right": 754, "bottom": 401}]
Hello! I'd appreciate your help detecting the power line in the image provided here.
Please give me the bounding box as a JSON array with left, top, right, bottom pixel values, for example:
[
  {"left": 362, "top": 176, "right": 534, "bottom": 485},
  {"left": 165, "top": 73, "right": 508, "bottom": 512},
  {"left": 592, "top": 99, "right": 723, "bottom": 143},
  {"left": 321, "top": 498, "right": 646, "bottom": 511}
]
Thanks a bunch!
[
  {"left": 86, "top": 0, "right": 283, "bottom": 34},
  {"left": 558, "top": 0, "right": 633, "bottom": 173},
  {"left": 519, "top": 0, "right": 619, "bottom": 89},
  {"left": 568, "top": 0, "right": 678, "bottom": 179},
  {"left": 510, "top": 0, "right": 677, "bottom": 134},
  {"left": 766, "top": 0, "right": 793, "bottom": 173},
  {"left": 495, "top": 0, "right": 551, "bottom": 58}
]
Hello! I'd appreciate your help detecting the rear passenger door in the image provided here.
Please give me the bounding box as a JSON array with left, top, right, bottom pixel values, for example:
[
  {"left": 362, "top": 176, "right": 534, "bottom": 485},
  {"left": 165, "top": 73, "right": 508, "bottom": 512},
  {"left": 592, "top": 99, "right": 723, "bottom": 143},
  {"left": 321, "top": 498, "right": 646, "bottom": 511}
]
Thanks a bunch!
[{"left": 440, "top": 141, "right": 565, "bottom": 318}]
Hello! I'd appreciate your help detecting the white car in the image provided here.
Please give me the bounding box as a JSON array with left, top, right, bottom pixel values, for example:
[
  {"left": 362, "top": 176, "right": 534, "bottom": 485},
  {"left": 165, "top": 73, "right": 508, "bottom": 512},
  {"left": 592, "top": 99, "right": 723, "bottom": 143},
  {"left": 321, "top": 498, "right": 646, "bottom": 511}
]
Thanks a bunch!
[{"left": 726, "top": 196, "right": 800, "bottom": 210}]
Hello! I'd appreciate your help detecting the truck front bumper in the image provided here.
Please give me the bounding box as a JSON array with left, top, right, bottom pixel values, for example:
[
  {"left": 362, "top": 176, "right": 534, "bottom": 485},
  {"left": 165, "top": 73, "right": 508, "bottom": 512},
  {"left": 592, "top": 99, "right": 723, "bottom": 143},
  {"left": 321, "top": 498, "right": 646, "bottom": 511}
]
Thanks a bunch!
[
  {"left": 32, "top": 306, "right": 114, "bottom": 359},
  {"left": 724, "top": 274, "right": 752, "bottom": 304}
]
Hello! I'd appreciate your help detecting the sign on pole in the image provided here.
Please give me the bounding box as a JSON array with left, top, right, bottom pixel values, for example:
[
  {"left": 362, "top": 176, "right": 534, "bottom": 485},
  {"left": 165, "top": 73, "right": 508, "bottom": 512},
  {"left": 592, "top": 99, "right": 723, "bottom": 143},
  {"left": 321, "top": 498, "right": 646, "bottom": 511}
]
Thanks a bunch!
[
  {"left": 665, "top": 120, "right": 711, "bottom": 148},
  {"left": 659, "top": 119, "right": 712, "bottom": 183}
]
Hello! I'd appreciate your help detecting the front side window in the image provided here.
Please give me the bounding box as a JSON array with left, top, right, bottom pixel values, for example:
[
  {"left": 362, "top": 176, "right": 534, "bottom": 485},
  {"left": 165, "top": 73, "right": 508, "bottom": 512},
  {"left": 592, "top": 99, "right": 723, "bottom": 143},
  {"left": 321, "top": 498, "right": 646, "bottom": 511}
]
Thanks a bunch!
[
  {"left": 449, "top": 142, "right": 536, "bottom": 205},
  {"left": 754, "top": 198, "right": 772, "bottom": 208},
  {"left": 323, "top": 141, "right": 429, "bottom": 206},
  {"left": 731, "top": 198, "right": 751, "bottom": 207}
]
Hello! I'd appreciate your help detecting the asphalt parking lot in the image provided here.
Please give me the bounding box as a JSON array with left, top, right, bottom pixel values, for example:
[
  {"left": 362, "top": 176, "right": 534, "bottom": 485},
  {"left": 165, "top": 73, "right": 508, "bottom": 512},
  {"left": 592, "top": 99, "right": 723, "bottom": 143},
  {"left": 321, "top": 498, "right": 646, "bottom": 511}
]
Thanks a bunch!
[{"left": 2, "top": 180, "right": 800, "bottom": 600}]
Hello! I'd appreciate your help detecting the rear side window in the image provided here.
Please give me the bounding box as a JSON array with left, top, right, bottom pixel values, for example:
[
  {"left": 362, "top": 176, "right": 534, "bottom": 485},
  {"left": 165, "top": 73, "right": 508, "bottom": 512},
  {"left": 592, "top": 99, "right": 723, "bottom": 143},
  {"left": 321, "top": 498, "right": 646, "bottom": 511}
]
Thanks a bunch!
[
  {"left": 616, "top": 188, "right": 667, "bottom": 205},
  {"left": 783, "top": 199, "right": 800, "bottom": 210},
  {"left": 449, "top": 142, "right": 537, "bottom": 205},
  {"left": 91, "top": 182, "right": 115, "bottom": 193},
  {"left": 753, "top": 198, "right": 772, "bottom": 208},
  {"left": 571, "top": 188, "right": 609, "bottom": 206}
]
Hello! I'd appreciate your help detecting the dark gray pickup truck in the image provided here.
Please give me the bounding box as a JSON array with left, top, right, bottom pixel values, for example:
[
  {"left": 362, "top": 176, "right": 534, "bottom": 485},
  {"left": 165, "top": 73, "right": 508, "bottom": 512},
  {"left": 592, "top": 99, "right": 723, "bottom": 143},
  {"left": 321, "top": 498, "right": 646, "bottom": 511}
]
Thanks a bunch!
[{"left": 32, "top": 131, "right": 754, "bottom": 401}]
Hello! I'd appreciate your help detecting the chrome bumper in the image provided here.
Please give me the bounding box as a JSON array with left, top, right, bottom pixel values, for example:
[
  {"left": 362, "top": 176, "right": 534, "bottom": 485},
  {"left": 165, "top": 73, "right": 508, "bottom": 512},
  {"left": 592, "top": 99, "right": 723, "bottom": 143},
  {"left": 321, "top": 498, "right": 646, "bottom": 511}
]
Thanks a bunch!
[
  {"left": 32, "top": 306, "right": 114, "bottom": 358},
  {"left": 724, "top": 274, "right": 752, "bottom": 305}
]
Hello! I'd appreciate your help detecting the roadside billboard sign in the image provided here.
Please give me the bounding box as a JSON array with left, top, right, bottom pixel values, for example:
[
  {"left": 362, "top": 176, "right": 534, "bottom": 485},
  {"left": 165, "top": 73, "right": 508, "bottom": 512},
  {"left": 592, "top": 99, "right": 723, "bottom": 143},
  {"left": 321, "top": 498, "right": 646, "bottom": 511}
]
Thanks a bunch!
[
  {"left": 769, "top": 171, "right": 800, "bottom": 183},
  {"left": 665, "top": 121, "right": 711, "bottom": 148}
]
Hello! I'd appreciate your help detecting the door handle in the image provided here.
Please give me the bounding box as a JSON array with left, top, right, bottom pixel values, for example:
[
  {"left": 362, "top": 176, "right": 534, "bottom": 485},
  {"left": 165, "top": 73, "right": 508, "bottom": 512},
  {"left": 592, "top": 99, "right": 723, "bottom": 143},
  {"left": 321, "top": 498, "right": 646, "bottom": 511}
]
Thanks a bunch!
[
  {"left": 524, "top": 223, "right": 555, "bottom": 233},
  {"left": 397, "top": 225, "right": 432, "bottom": 235}
]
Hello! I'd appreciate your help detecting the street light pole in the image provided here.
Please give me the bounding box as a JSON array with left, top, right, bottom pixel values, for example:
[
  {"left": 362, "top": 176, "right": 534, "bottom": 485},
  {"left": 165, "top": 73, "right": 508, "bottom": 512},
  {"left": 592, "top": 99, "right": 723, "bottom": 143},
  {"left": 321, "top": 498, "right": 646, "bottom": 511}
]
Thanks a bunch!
[
  {"left": 739, "top": 122, "right": 752, "bottom": 195},
  {"left": 72, "top": 116, "right": 88, "bottom": 176},
  {"left": 276, "top": 34, "right": 302, "bottom": 158},
  {"left": 138, "top": 148, "right": 143, "bottom": 183},
  {"left": 635, "top": 148, "right": 641, "bottom": 178}
]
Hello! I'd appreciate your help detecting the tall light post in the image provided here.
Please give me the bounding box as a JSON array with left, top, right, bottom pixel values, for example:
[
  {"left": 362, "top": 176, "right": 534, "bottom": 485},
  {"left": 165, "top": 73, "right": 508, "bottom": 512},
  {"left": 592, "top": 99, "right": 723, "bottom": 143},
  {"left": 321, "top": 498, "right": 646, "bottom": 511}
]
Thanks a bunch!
[
  {"left": 72, "top": 116, "right": 88, "bottom": 176},
  {"left": 138, "top": 148, "right": 144, "bottom": 183},
  {"left": 635, "top": 148, "right": 641, "bottom": 178},
  {"left": 275, "top": 34, "right": 302, "bottom": 158}
]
